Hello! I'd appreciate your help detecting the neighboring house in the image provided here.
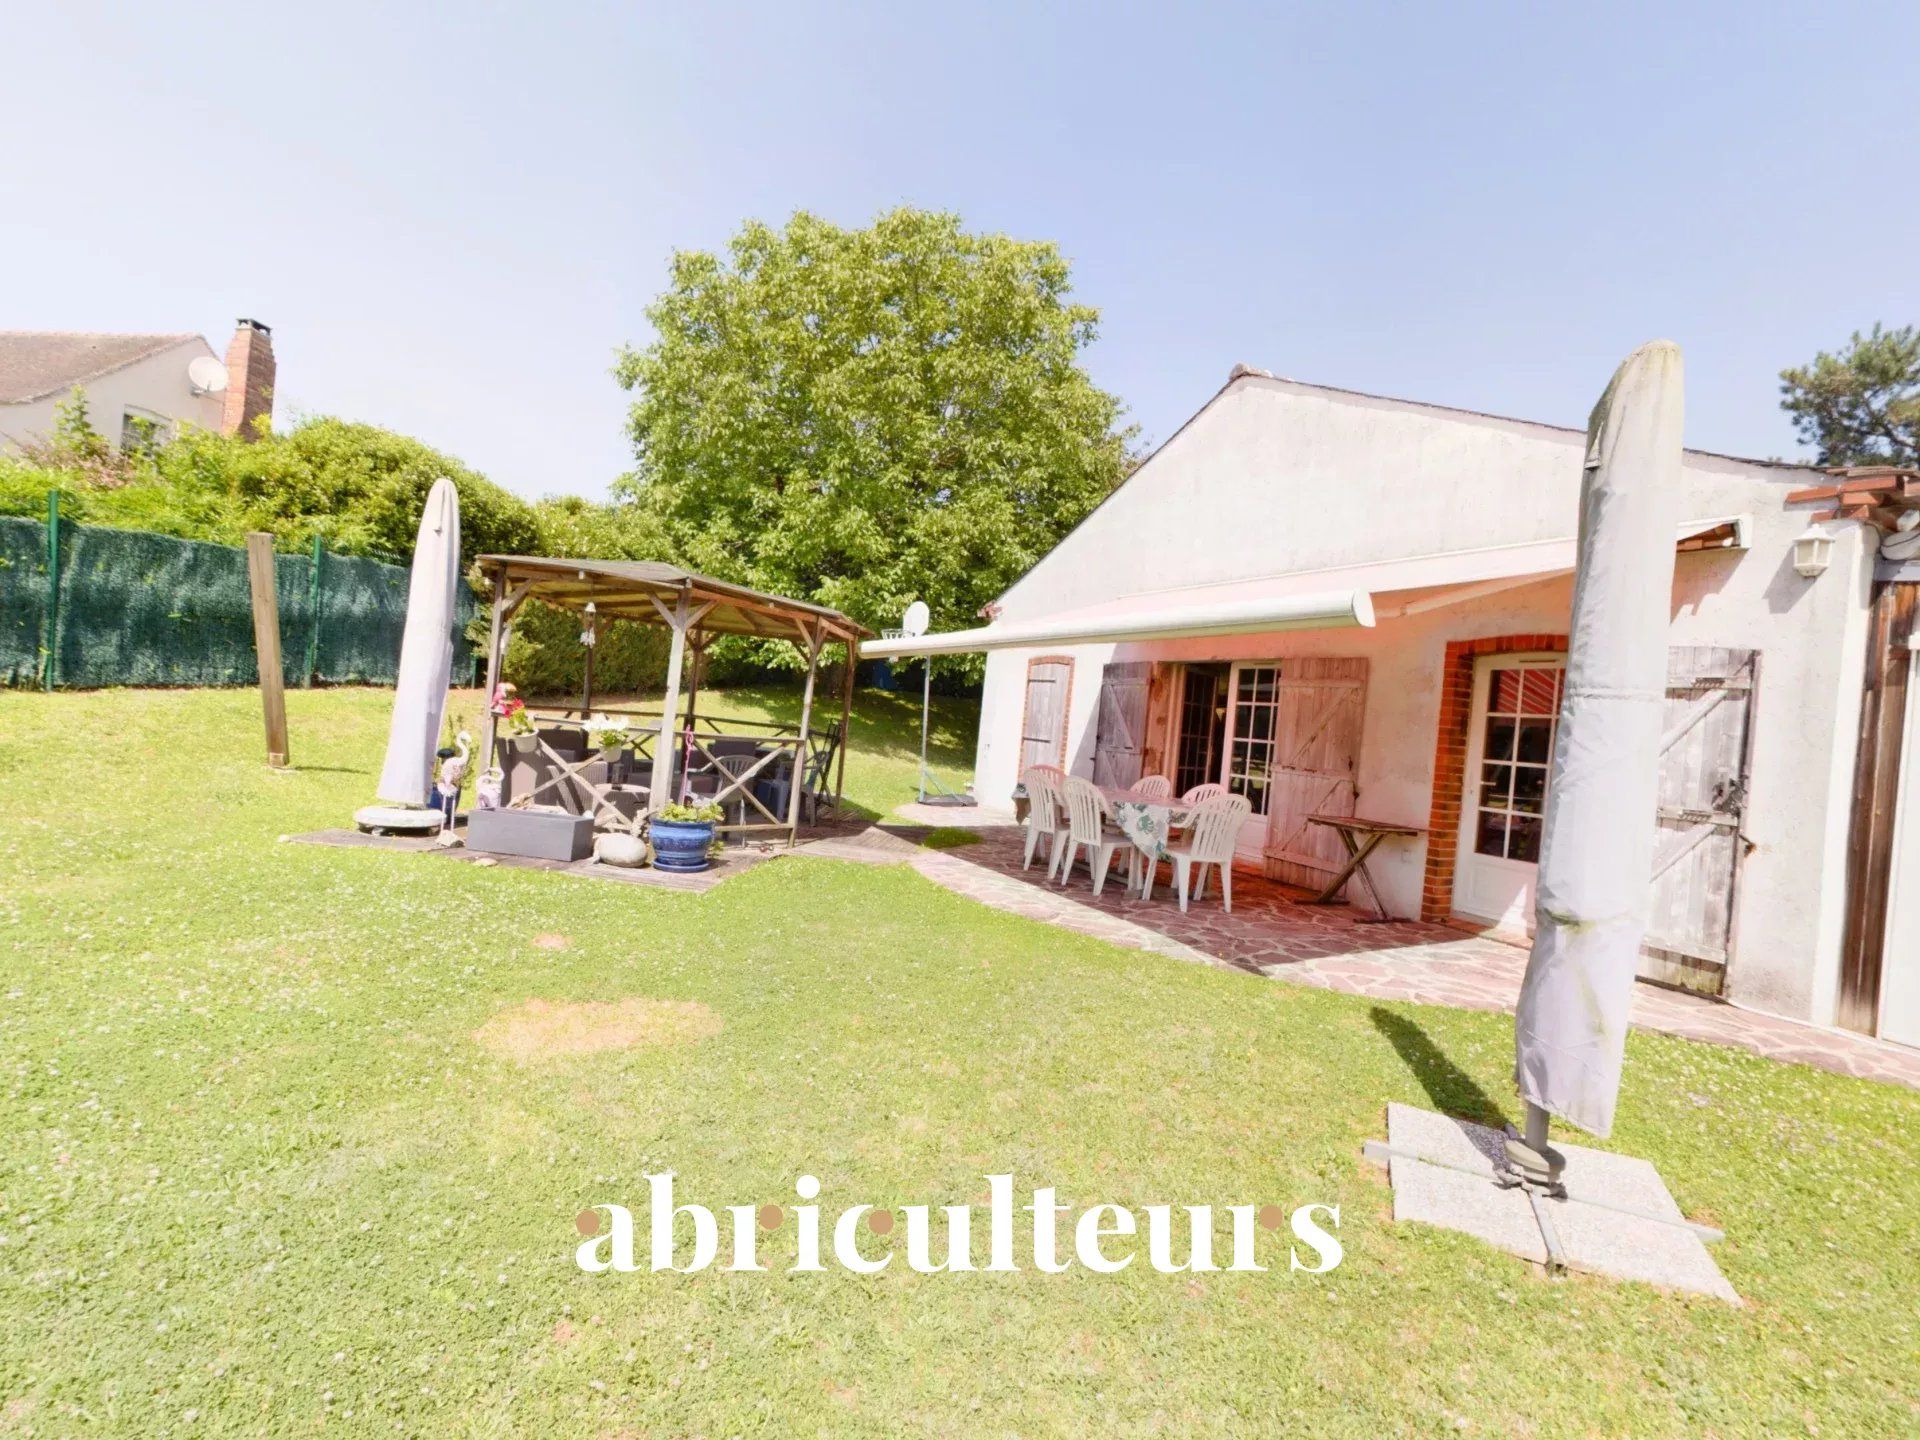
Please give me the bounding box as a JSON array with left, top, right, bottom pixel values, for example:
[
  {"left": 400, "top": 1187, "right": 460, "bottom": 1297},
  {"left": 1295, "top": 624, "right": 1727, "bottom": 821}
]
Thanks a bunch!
[
  {"left": 0, "top": 318, "right": 276, "bottom": 452},
  {"left": 867, "top": 364, "right": 1920, "bottom": 1048}
]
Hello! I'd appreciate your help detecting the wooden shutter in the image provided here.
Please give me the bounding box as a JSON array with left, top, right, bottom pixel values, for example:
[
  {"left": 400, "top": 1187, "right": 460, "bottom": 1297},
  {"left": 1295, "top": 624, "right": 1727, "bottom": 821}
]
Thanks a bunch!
[
  {"left": 1092, "top": 661, "right": 1152, "bottom": 788},
  {"left": 1139, "top": 662, "right": 1179, "bottom": 780},
  {"left": 1262, "top": 658, "right": 1369, "bottom": 889},
  {"left": 1019, "top": 657, "right": 1073, "bottom": 772},
  {"left": 1640, "top": 646, "right": 1758, "bottom": 995}
]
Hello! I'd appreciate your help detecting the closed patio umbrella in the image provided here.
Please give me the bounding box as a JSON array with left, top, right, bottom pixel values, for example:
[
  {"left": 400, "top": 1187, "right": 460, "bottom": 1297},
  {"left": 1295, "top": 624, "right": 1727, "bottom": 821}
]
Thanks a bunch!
[
  {"left": 373, "top": 477, "right": 463, "bottom": 806},
  {"left": 1512, "top": 341, "right": 1683, "bottom": 1163}
]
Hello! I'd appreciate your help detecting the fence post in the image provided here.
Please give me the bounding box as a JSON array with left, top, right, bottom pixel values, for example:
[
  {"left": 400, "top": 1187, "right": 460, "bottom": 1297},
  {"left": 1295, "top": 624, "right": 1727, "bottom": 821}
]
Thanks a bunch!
[
  {"left": 304, "top": 534, "right": 324, "bottom": 687},
  {"left": 41, "top": 490, "right": 61, "bottom": 691},
  {"left": 245, "top": 532, "right": 291, "bottom": 768}
]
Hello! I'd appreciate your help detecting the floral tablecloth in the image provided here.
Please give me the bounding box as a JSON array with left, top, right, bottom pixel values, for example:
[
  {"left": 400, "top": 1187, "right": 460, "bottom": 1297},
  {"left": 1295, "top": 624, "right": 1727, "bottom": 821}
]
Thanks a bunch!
[{"left": 1105, "top": 788, "right": 1190, "bottom": 862}]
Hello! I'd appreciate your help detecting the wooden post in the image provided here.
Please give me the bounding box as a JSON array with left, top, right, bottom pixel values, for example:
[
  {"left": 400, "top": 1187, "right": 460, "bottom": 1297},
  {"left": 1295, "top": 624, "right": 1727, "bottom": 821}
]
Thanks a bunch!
[
  {"left": 478, "top": 570, "right": 507, "bottom": 770},
  {"left": 580, "top": 614, "right": 595, "bottom": 717},
  {"left": 244, "top": 531, "right": 290, "bottom": 768},
  {"left": 686, "top": 638, "right": 706, "bottom": 731},
  {"left": 41, "top": 490, "right": 61, "bottom": 691},
  {"left": 303, "top": 534, "right": 323, "bottom": 687},
  {"left": 786, "top": 621, "right": 822, "bottom": 840},
  {"left": 654, "top": 590, "right": 690, "bottom": 810},
  {"left": 833, "top": 636, "right": 856, "bottom": 815}
]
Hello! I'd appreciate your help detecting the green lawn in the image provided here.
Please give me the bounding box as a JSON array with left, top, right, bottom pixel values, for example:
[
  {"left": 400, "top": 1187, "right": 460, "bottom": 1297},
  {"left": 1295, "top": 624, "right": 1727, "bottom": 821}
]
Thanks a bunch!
[{"left": 2, "top": 687, "right": 1916, "bottom": 1438}]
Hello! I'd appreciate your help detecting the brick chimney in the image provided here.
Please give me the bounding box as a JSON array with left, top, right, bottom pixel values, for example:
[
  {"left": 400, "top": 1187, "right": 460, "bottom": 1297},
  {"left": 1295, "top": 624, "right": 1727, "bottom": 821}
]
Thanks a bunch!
[{"left": 220, "top": 319, "right": 275, "bottom": 438}]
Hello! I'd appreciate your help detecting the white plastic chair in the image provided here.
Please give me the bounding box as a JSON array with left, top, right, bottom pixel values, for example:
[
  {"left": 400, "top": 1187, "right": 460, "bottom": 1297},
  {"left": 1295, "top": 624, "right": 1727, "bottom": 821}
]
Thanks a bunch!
[
  {"left": 1133, "top": 774, "right": 1173, "bottom": 799},
  {"left": 1021, "top": 766, "right": 1070, "bottom": 874},
  {"left": 1150, "top": 794, "right": 1252, "bottom": 912},
  {"left": 1057, "top": 776, "right": 1136, "bottom": 896},
  {"left": 1142, "top": 781, "right": 1231, "bottom": 888}
]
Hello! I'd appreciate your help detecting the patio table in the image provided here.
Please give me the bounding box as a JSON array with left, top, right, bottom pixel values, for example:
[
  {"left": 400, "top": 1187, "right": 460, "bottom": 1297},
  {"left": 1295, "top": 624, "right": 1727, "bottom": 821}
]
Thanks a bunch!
[
  {"left": 1304, "top": 814, "right": 1428, "bottom": 922},
  {"left": 1101, "top": 785, "right": 1194, "bottom": 892}
]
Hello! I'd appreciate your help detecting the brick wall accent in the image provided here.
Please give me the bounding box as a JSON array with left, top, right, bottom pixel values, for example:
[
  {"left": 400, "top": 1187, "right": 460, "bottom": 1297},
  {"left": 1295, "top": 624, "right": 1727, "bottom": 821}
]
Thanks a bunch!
[
  {"left": 220, "top": 319, "right": 275, "bottom": 438},
  {"left": 1420, "top": 632, "right": 1568, "bottom": 921}
]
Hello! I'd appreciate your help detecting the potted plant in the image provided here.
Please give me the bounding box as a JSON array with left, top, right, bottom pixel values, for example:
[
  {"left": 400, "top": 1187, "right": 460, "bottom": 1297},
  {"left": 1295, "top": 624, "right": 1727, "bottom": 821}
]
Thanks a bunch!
[
  {"left": 491, "top": 684, "right": 538, "bottom": 753},
  {"left": 649, "top": 800, "right": 723, "bottom": 873},
  {"left": 587, "top": 721, "right": 632, "bottom": 757}
]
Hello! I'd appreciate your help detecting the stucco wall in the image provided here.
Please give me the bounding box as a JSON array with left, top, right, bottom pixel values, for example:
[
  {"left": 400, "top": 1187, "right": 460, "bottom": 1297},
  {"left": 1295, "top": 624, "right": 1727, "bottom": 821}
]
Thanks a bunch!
[
  {"left": 0, "top": 339, "right": 224, "bottom": 452},
  {"left": 972, "top": 375, "right": 1875, "bottom": 1024}
]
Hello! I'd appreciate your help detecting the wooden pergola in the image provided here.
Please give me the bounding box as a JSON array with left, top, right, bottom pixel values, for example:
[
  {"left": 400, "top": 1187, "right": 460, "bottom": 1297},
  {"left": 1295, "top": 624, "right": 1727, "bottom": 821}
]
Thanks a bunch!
[{"left": 474, "top": 555, "right": 870, "bottom": 844}]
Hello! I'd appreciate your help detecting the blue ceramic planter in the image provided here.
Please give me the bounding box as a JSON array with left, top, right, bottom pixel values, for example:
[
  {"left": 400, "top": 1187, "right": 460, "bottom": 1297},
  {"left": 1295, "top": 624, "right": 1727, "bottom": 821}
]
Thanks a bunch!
[{"left": 649, "top": 818, "right": 715, "bottom": 872}]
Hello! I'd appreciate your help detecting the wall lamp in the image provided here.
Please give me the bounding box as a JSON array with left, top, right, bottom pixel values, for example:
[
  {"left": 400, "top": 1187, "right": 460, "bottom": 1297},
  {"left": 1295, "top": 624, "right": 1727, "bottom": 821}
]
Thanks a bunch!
[{"left": 1792, "top": 522, "right": 1835, "bottom": 579}]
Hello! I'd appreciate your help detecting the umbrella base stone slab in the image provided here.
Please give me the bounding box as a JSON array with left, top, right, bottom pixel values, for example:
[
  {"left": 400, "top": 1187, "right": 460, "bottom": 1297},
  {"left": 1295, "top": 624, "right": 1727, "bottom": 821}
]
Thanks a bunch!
[
  {"left": 1379, "top": 1103, "right": 1738, "bottom": 1303},
  {"left": 354, "top": 804, "right": 445, "bottom": 835}
]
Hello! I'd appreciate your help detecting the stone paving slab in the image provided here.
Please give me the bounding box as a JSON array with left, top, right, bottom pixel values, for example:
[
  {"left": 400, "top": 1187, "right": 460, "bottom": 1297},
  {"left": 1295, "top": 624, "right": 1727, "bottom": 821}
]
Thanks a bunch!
[
  {"left": 1384, "top": 1104, "right": 1739, "bottom": 1301},
  {"left": 794, "top": 825, "right": 928, "bottom": 864},
  {"left": 897, "top": 822, "right": 1920, "bottom": 1093}
]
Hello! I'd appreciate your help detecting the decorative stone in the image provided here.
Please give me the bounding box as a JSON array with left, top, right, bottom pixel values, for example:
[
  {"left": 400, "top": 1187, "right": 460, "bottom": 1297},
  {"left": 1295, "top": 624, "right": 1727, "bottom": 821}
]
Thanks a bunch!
[{"left": 594, "top": 832, "right": 648, "bottom": 868}]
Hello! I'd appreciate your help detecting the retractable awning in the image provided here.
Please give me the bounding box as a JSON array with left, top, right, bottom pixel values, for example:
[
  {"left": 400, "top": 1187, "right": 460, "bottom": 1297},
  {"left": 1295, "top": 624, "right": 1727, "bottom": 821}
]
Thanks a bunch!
[
  {"left": 861, "top": 515, "right": 1746, "bottom": 659},
  {"left": 862, "top": 587, "right": 1376, "bottom": 658}
]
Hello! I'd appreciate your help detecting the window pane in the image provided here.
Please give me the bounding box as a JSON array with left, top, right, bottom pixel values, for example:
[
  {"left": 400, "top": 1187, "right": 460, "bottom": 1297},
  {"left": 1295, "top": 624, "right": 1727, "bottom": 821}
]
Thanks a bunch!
[
  {"left": 1475, "top": 811, "right": 1508, "bottom": 858},
  {"left": 1515, "top": 718, "right": 1554, "bottom": 764},
  {"left": 1518, "top": 668, "right": 1562, "bottom": 716},
  {"left": 1508, "top": 815, "right": 1543, "bottom": 863},
  {"left": 1511, "top": 764, "right": 1548, "bottom": 814},
  {"left": 1480, "top": 761, "right": 1514, "bottom": 807},
  {"left": 1484, "top": 718, "right": 1517, "bottom": 762},
  {"left": 1490, "top": 669, "right": 1522, "bottom": 714},
  {"left": 1246, "top": 705, "right": 1274, "bottom": 742}
]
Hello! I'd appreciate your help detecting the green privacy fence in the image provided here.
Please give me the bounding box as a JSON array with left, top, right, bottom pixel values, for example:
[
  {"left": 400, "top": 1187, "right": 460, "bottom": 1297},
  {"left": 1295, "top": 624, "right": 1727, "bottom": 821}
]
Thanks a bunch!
[{"left": 1, "top": 497, "right": 478, "bottom": 690}]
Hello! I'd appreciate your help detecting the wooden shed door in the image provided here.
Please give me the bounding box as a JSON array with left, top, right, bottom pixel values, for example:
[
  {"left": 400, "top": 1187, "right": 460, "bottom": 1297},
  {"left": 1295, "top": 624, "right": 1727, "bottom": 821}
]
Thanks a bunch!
[
  {"left": 1640, "top": 646, "right": 1758, "bottom": 995},
  {"left": 1092, "top": 661, "right": 1152, "bottom": 788},
  {"left": 1019, "top": 657, "right": 1073, "bottom": 773},
  {"left": 1256, "top": 658, "right": 1369, "bottom": 886}
]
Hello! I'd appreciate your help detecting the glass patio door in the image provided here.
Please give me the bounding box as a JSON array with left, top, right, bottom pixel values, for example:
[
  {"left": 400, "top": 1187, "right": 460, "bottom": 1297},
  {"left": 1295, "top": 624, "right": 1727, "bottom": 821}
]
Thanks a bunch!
[
  {"left": 1452, "top": 654, "right": 1565, "bottom": 932},
  {"left": 1221, "top": 662, "right": 1283, "bottom": 862}
]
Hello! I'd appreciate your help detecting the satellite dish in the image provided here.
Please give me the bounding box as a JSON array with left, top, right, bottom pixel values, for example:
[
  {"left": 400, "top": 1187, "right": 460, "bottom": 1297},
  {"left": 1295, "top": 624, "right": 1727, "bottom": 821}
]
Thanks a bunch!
[
  {"left": 187, "top": 355, "right": 229, "bottom": 395},
  {"left": 902, "top": 600, "right": 930, "bottom": 637}
]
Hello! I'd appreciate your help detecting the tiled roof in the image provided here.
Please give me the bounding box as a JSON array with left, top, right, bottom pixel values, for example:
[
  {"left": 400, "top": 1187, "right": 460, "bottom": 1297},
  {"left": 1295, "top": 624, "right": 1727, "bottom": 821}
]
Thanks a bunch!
[{"left": 0, "top": 331, "right": 198, "bottom": 404}]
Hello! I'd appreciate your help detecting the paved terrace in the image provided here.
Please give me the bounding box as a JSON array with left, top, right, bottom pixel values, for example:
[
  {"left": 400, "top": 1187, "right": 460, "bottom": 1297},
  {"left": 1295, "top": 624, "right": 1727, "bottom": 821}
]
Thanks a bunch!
[{"left": 801, "top": 818, "right": 1920, "bottom": 1093}]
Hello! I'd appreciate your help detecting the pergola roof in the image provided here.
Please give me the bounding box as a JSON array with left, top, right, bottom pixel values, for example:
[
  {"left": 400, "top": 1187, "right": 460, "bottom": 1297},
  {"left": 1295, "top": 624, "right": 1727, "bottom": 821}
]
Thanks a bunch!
[{"left": 475, "top": 554, "right": 869, "bottom": 643}]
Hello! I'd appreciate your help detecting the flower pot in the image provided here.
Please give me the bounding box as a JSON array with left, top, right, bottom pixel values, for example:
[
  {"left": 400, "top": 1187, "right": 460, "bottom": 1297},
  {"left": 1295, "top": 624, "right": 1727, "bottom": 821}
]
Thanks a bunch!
[
  {"left": 594, "top": 831, "right": 648, "bottom": 868},
  {"left": 467, "top": 807, "right": 594, "bottom": 862},
  {"left": 649, "top": 818, "right": 715, "bottom": 873}
]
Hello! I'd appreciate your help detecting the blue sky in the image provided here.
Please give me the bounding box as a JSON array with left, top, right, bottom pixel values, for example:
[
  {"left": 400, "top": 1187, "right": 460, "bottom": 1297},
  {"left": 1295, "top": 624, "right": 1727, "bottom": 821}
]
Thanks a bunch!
[{"left": 9, "top": 3, "right": 1917, "bottom": 498}]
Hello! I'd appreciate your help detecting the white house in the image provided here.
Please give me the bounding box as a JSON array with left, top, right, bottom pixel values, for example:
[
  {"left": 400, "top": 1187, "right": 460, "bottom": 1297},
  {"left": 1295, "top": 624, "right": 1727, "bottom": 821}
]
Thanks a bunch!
[
  {"left": 866, "top": 364, "right": 1920, "bottom": 1048},
  {"left": 0, "top": 319, "right": 276, "bottom": 452}
]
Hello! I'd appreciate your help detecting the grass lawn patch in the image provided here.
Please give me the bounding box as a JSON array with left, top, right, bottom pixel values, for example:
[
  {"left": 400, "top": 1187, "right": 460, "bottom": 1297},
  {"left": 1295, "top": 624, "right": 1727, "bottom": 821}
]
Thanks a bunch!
[
  {"left": 474, "top": 997, "right": 723, "bottom": 1062},
  {"left": 917, "top": 826, "right": 982, "bottom": 850},
  {"left": 1, "top": 686, "right": 1916, "bottom": 1437}
]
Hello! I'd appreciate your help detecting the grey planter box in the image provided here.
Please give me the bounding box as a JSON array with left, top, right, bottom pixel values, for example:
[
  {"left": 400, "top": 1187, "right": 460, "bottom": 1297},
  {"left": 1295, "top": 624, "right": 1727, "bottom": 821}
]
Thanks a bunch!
[{"left": 467, "top": 807, "right": 594, "bottom": 862}]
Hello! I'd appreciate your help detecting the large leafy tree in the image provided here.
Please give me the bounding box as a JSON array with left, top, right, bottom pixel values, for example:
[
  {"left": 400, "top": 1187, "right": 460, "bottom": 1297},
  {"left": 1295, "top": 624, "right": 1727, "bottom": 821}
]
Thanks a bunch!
[
  {"left": 1779, "top": 323, "right": 1920, "bottom": 467},
  {"left": 614, "top": 208, "right": 1134, "bottom": 665}
]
